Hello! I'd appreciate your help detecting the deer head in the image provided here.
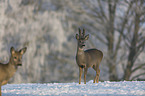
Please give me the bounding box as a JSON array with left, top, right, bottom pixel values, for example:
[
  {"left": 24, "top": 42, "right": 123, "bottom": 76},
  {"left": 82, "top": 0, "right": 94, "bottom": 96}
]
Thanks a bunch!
[
  {"left": 10, "top": 47, "right": 27, "bottom": 66},
  {"left": 76, "top": 28, "right": 89, "bottom": 49}
]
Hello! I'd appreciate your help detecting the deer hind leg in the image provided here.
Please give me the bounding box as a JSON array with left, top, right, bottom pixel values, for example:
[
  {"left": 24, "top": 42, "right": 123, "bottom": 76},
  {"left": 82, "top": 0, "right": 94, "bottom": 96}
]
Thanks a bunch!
[
  {"left": 84, "top": 68, "right": 88, "bottom": 84},
  {"left": 93, "top": 65, "right": 100, "bottom": 83},
  {"left": 79, "top": 67, "right": 83, "bottom": 84},
  {"left": 96, "top": 69, "right": 100, "bottom": 83}
]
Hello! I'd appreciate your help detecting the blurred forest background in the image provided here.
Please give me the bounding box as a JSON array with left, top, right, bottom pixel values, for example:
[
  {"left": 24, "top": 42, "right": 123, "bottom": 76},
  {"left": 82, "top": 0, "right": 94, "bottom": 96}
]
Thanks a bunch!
[{"left": 0, "top": 0, "right": 145, "bottom": 84}]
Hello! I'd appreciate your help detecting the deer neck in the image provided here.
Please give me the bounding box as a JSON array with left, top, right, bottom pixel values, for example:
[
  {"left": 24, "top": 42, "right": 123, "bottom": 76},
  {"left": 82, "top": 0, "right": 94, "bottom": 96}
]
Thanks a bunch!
[
  {"left": 3, "top": 56, "right": 17, "bottom": 79},
  {"left": 76, "top": 46, "right": 86, "bottom": 67},
  {"left": 77, "top": 46, "right": 85, "bottom": 56},
  {"left": 8, "top": 56, "right": 18, "bottom": 70}
]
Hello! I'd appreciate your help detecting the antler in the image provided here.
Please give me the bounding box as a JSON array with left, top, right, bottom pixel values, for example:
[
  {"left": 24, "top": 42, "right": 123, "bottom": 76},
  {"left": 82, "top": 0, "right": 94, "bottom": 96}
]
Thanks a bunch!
[
  {"left": 79, "top": 28, "right": 82, "bottom": 38},
  {"left": 82, "top": 29, "right": 85, "bottom": 38},
  {"left": 78, "top": 28, "right": 87, "bottom": 38}
]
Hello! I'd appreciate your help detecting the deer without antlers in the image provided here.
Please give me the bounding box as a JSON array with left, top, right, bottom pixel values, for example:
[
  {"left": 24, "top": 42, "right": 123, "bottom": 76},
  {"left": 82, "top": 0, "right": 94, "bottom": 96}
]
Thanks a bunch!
[
  {"left": 0, "top": 47, "right": 27, "bottom": 96},
  {"left": 76, "top": 28, "right": 103, "bottom": 84}
]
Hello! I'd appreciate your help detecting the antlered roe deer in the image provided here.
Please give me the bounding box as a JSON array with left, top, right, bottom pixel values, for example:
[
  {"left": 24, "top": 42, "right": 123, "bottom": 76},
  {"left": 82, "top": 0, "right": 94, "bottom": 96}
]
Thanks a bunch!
[
  {"left": 0, "top": 47, "right": 27, "bottom": 96},
  {"left": 76, "top": 28, "right": 103, "bottom": 84}
]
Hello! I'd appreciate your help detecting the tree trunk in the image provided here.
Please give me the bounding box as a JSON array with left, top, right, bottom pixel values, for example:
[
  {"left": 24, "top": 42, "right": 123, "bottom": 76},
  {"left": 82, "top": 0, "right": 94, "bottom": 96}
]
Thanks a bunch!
[
  {"left": 124, "top": 5, "right": 140, "bottom": 80},
  {"left": 107, "top": 0, "right": 117, "bottom": 81}
]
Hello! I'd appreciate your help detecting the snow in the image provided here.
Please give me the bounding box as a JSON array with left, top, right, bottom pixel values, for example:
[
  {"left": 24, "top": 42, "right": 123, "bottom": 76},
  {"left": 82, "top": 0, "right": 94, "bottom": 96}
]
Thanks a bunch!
[{"left": 2, "top": 80, "right": 145, "bottom": 96}]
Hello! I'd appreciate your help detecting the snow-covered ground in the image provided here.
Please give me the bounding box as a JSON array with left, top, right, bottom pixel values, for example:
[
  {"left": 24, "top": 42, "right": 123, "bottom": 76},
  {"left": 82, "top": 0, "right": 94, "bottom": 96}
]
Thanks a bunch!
[{"left": 2, "top": 80, "right": 145, "bottom": 96}]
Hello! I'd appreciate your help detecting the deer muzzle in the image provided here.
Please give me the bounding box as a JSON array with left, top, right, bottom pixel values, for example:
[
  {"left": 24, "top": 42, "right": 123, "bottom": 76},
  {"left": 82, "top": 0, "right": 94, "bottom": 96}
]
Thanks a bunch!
[
  {"left": 81, "top": 44, "right": 85, "bottom": 48},
  {"left": 17, "top": 61, "right": 22, "bottom": 66},
  {"left": 17, "top": 63, "right": 22, "bottom": 66}
]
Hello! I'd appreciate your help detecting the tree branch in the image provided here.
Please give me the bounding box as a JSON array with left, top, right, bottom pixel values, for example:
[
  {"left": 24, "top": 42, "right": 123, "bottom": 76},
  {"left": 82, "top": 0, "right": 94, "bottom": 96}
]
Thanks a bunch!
[
  {"left": 132, "top": 63, "right": 145, "bottom": 73},
  {"left": 97, "top": 0, "right": 108, "bottom": 21},
  {"left": 137, "top": 39, "right": 145, "bottom": 50},
  {"left": 116, "top": 0, "right": 134, "bottom": 51},
  {"left": 131, "top": 72, "right": 145, "bottom": 80},
  {"left": 89, "top": 30, "right": 107, "bottom": 45}
]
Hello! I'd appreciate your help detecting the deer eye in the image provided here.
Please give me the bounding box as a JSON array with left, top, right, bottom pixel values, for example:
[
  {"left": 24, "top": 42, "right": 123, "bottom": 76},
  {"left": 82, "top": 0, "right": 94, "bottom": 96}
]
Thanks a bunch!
[{"left": 14, "top": 57, "right": 17, "bottom": 59}]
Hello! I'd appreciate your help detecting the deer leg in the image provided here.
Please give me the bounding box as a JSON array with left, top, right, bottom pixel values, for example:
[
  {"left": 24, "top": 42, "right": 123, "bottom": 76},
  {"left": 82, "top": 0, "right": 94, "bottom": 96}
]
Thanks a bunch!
[
  {"left": 93, "top": 69, "right": 100, "bottom": 83},
  {"left": 93, "top": 65, "right": 97, "bottom": 83},
  {"left": 93, "top": 65, "right": 100, "bottom": 83},
  {"left": 84, "top": 68, "right": 88, "bottom": 84},
  {"left": 79, "top": 67, "right": 83, "bottom": 84},
  {"left": 1, "top": 80, "right": 8, "bottom": 86},
  {"left": 93, "top": 72, "right": 97, "bottom": 83},
  {"left": 96, "top": 69, "right": 100, "bottom": 83}
]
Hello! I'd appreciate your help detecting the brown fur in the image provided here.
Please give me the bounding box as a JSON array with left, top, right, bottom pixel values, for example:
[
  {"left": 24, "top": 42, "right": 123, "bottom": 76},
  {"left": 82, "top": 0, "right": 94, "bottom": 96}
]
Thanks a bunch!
[
  {"left": 0, "top": 47, "right": 27, "bottom": 96},
  {"left": 76, "top": 28, "right": 103, "bottom": 84}
]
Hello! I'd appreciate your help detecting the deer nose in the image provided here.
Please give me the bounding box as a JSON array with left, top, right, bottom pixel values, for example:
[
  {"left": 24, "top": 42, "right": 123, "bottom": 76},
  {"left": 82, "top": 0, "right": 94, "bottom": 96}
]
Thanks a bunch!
[
  {"left": 82, "top": 44, "right": 85, "bottom": 46},
  {"left": 81, "top": 42, "right": 85, "bottom": 46},
  {"left": 18, "top": 59, "right": 21, "bottom": 62}
]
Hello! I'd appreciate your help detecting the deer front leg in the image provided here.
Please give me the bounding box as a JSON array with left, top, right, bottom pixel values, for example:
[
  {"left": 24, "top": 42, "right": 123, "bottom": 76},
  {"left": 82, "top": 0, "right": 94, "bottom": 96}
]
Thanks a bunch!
[
  {"left": 1, "top": 80, "right": 8, "bottom": 86},
  {"left": 79, "top": 67, "right": 83, "bottom": 84},
  {"left": 84, "top": 68, "right": 88, "bottom": 84}
]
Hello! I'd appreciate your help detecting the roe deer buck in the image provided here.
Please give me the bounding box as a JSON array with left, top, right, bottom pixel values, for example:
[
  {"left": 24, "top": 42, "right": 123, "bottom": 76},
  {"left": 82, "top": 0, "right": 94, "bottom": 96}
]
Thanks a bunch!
[
  {"left": 76, "top": 28, "right": 103, "bottom": 84},
  {"left": 0, "top": 47, "right": 27, "bottom": 96}
]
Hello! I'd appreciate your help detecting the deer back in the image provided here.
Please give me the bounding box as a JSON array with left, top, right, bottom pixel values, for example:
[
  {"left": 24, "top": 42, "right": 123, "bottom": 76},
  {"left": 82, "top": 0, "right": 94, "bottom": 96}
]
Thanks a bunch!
[{"left": 84, "top": 49, "right": 103, "bottom": 67}]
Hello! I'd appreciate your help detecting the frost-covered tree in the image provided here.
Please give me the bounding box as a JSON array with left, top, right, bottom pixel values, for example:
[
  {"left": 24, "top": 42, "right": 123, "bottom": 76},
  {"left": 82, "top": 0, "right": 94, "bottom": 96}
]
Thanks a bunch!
[{"left": 0, "top": 0, "right": 78, "bottom": 83}]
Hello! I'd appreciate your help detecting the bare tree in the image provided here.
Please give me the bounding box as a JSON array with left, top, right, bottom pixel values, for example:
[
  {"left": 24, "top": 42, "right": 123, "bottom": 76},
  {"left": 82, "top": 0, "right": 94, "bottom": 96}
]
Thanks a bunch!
[
  {"left": 54, "top": 0, "right": 145, "bottom": 81},
  {"left": 122, "top": 0, "right": 145, "bottom": 80},
  {"left": 62, "top": 0, "right": 123, "bottom": 81}
]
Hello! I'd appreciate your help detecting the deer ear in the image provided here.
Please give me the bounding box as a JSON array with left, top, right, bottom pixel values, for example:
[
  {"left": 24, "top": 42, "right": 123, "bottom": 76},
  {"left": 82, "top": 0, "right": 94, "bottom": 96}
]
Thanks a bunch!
[
  {"left": 10, "top": 47, "right": 15, "bottom": 55},
  {"left": 76, "top": 34, "right": 79, "bottom": 40},
  {"left": 85, "top": 34, "right": 89, "bottom": 40},
  {"left": 19, "top": 47, "right": 27, "bottom": 55}
]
